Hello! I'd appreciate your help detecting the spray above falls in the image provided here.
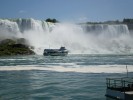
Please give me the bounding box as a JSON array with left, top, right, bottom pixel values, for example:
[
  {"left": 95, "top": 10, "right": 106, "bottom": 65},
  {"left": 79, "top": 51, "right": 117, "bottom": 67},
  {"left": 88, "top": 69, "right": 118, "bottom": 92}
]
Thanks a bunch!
[{"left": 0, "top": 18, "right": 133, "bottom": 55}]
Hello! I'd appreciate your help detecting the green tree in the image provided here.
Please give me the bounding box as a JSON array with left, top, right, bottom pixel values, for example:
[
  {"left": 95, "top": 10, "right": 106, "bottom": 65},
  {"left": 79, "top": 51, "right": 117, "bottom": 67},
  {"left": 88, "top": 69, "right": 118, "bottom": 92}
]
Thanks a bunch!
[
  {"left": 45, "top": 18, "right": 59, "bottom": 23},
  {"left": 123, "top": 18, "right": 133, "bottom": 23}
]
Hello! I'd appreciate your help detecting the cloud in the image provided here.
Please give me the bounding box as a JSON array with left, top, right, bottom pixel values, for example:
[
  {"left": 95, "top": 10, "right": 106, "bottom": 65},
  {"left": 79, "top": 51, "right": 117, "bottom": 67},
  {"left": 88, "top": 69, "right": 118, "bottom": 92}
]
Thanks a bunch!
[
  {"left": 78, "top": 17, "right": 88, "bottom": 22},
  {"left": 19, "top": 10, "right": 26, "bottom": 14}
]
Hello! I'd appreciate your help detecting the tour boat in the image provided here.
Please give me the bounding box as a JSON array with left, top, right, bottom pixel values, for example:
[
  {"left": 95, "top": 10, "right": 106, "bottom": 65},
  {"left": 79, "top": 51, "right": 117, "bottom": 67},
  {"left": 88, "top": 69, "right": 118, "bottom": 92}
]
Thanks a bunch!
[{"left": 43, "top": 47, "right": 68, "bottom": 56}]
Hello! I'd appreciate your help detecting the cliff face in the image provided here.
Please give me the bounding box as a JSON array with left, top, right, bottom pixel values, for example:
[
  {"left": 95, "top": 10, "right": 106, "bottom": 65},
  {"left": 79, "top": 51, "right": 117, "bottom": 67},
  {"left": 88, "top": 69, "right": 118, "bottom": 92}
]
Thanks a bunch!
[
  {"left": 0, "top": 39, "right": 35, "bottom": 56},
  {"left": 125, "top": 24, "right": 133, "bottom": 31}
]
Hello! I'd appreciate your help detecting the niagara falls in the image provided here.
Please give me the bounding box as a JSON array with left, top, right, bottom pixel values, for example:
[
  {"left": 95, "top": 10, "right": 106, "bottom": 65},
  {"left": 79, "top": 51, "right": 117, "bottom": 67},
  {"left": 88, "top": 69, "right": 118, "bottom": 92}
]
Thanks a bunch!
[
  {"left": 0, "top": 0, "right": 133, "bottom": 100},
  {"left": 0, "top": 18, "right": 133, "bottom": 55}
]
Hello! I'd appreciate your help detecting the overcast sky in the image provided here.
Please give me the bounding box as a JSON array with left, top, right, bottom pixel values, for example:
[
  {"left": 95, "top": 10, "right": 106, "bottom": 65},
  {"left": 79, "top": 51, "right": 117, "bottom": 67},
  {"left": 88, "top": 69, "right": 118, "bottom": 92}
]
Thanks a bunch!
[{"left": 0, "top": 0, "right": 133, "bottom": 22}]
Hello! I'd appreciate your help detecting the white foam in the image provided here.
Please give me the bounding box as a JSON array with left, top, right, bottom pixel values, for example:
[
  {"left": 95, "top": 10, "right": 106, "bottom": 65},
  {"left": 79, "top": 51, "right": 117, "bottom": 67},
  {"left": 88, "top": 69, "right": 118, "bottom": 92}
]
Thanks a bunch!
[{"left": 0, "top": 65, "right": 133, "bottom": 73}]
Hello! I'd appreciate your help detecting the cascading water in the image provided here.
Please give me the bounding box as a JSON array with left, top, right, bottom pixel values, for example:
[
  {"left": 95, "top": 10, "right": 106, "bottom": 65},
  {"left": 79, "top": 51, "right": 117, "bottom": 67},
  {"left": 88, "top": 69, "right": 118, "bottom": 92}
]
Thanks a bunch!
[
  {"left": 81, "top": 24, "right": 129, "bottom": 37},
  {"left": 0, "top": 19, "right": 21, "bottom": 39},
  {"left": 0, "top": 18, "right": 133, "bottom": 55}
]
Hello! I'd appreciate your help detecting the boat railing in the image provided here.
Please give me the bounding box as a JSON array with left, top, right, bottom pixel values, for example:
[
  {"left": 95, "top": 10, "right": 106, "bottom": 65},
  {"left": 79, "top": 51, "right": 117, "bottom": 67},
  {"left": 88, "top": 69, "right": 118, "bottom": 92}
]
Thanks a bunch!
[{"left": 106, "top": 77, "right": 133, "bottom": 92}]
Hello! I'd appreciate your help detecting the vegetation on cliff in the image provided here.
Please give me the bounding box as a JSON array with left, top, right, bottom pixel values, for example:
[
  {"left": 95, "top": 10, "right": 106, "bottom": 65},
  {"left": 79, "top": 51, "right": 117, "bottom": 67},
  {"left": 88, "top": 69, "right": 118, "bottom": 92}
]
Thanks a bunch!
[
  {"left": 123, "top": 18, "right": 133, "bottom": 30},
  {"left": 123, "top": 18, "right": 133, "bottom": 24},
  {"left": 45, "top": 18, "right": 59, "bottom": 23},
  {"left": 0, "top": 39, "right": 35, "bottom": 56}
]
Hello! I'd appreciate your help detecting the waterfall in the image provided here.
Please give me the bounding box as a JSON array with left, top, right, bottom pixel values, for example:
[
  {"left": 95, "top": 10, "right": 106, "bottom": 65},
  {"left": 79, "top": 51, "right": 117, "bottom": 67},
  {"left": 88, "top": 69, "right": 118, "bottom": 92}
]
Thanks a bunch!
[
  {"left": 0, "top": 18, "right": 132, "bottom": 54},
  {"left": 15, "top": 18, "right": 55, "bottom": 32},
  {"left": 0, "top": 19, "right": 21, "bottom": 39},
  {"left": 81, "top": 24, "right": 129, "bottom": 37}
]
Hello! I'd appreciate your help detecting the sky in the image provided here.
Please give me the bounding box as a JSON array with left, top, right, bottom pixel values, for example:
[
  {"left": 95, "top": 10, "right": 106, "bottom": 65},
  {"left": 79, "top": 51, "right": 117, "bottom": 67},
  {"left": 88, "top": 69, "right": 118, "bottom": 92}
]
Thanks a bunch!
[{"left": 0, "top": 0, "right": 133, "bottom": 22}]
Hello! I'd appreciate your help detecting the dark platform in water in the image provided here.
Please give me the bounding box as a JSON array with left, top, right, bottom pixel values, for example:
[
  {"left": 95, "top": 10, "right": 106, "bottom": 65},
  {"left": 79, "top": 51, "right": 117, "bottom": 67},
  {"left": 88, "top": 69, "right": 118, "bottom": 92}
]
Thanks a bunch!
[
  {"left": 105, "top": 77, "right": 133, "bottom": 100},
  {"left": 43, "top": 47, "right": 68, "bottom": 56}
]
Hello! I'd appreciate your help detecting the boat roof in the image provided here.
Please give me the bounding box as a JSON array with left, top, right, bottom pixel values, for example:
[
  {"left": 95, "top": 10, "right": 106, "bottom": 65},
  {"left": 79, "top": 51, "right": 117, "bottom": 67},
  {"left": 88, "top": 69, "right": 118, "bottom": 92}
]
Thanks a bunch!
[
  {"left": 44, "top": 47, "right": 67, "bottom": 51},
  {"left": 44, "top": 49, "right": 59, "bottom": 51}
]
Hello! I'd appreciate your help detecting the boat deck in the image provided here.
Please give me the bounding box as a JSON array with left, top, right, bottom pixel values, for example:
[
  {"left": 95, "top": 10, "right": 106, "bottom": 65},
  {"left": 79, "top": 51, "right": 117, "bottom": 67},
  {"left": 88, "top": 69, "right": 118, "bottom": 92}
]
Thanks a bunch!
[
  {"left": 106, "top": 77, "right": 133, "bottom": 92},
  {"left": 106, "top": 77, "right": 133, "bottom": 100}
]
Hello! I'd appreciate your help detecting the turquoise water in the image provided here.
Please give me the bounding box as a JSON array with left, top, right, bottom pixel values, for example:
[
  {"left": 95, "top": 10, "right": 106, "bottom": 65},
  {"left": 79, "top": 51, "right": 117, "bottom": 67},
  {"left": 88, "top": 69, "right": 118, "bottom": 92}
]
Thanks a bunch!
[{"left": 0, "top": 54, "right": 133, "bottom": 100}]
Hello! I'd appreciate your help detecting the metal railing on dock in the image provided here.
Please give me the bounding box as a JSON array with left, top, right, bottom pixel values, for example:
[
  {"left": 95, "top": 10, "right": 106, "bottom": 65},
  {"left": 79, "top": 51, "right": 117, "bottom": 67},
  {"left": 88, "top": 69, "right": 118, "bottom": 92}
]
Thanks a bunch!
[{"left": 106, "top": 77, "right": 133, "bottom": 92}]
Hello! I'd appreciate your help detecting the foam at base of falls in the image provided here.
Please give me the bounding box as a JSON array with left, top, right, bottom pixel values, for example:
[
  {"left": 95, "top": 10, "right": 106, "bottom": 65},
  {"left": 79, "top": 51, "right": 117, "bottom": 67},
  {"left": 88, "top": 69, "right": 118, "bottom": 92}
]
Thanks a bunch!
[{"left": 0, "top": 65, "right": 133, "bottom": 73}]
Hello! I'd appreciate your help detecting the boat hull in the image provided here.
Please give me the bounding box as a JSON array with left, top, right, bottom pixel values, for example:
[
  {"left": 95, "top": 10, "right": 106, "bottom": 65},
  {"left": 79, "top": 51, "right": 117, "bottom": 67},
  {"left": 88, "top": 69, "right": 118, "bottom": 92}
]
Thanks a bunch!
[{"left": 43, "top": 52, "right": 68, "bottom": 56}]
